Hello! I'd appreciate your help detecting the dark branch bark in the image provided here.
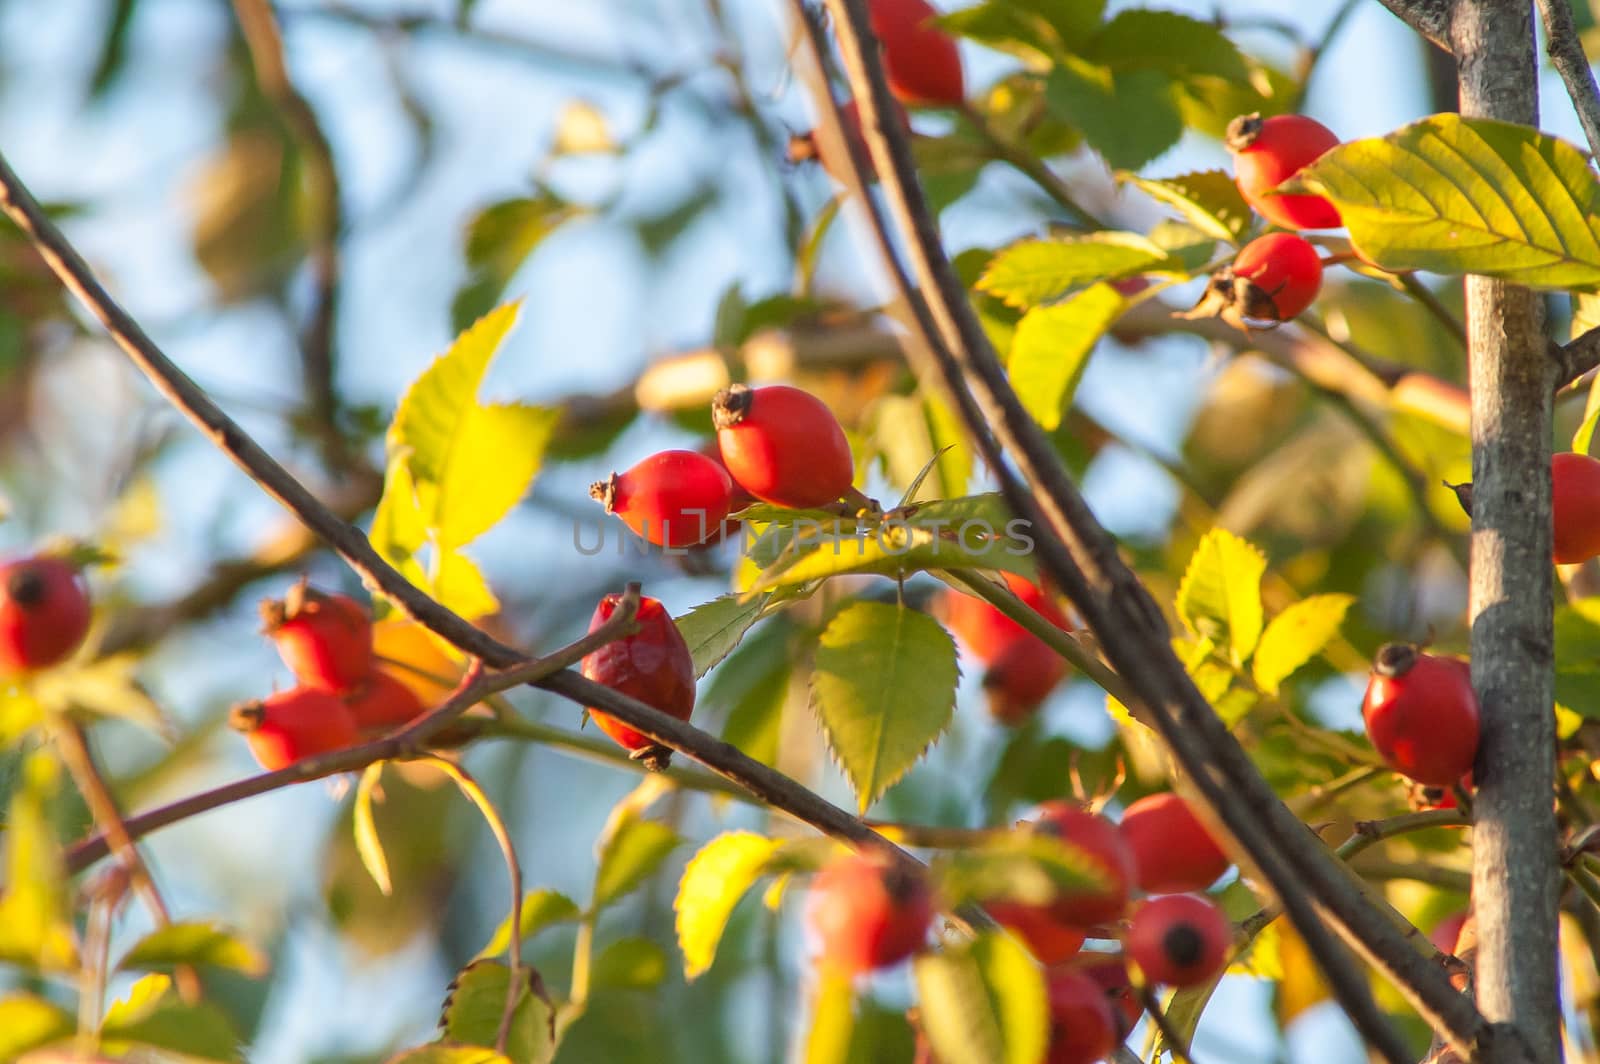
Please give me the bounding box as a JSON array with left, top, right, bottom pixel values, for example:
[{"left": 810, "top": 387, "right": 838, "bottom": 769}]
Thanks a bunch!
[
  {"left": 1452, "top": 3, "right": 1563, "bottom": 1061},
  {"left": 1375, "top": 0, "right": 1455, "bottom": 51},
  {"left": 805, "top": 0, "right": 1508, "bottom": 1060},
  {"left": 1536, "top": 0, "right": 1600, "bottom": 162}
]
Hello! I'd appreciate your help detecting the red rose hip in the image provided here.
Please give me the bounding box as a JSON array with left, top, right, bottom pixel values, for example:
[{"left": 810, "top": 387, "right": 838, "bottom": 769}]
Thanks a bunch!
[
  {"left": 807, "top": 850, "right": 934, "bottom": 974},
  {"left": 1552, "top": 451, "right": 1600, "bottom": 564},
  {"left": 867, "top": 0, "right": 965, "bottom": 107},
  {"left": 1044, "top": 968, "right": 1118, "bottom": 1064},
  {"left": 1226, "top": 112, "right": 1342, "bottom": 230},
  {"left": 940, "top": 572, "right": 1070, "bottom": 665},
  {"left": 983, "top": 636, "right": 1067, "bottom": 725},
  {"left": 1028, "top": 801, "right": 1136, "bottom": 927},
  {"left": 0, "top": 555, "right": 91, "bottom": 675},
  {"left": 986, "top": 901, "right": 1086, "bottom": 965},
  {"left": 231, "top": 686, "right": 361, "bottom": 770},
  {"left": 344, "top": 669, "right": 427, "bottom": 731},
  {"left": 1118, "top": 792, "right": 1231, "bottom": 894},
  {"left": 1126, "top": 893, "right": 1231, "bottom": 988},
  {"left": 580, "top": 592, "right": 695, "bottom": 770},
  {"left": 1228, "top": 233, "right": 1323, "bottom": 322},
  {"left": 261, "top": 582, "right": 373, "bottom": 692},
  {"left": 1362, "top": 643, "right": 1480, "bottom": 786},
  {"left": 591, "top": 449, "right": 735, "bottom": 549},
  {"left": 712, "top": 384, "right": 854, "bottom": 509}
]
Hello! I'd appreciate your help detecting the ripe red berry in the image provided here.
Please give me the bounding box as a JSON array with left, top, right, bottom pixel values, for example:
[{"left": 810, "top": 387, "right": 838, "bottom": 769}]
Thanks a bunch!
[
  {"left": 867, "top": 0, "right": 965, "bottom": 107},
  {"left": 591, "top": 449, "right": 734, "bottom": 550},
  {"left": 1430, "top": 910, "right": 1468, "bottom": 956},
  {"left": 0, "top": 556, "right": 91, "bottom": 675},
  {"left": 231, "top": 686, "right": 361, "bottom": 771},
  {"left": 1080, "top": 954, "right": 1143, "bottom": 1038},
  {"left": 344, "top": 669, "right": 427, "bottom": 732},
  {"left": 580, "top": 593, "right": 695, "bottom": 771},
  {"left": 1043, "top": 968, "right": 1118, "bottom": 1064},
  {"left": 1362, "top": 643, "right": 1481, "bottom": 786},
  {"left": 712, "top": 384, "right": 854, "bottom": 509},
  {"left": 1552, "top": 451, "right": 1600, "bottom": 564},
  {"left": 986, "top": 901, "right": 1086, "bottom": 965},
  {"left": 1228, "top": 233, "right": 1323, "bottom": 322},
  {"left": 983, "top": 635, "right": 1067, "bottom": 725},
  {"left": 1126, "top": 894, "right": 1231, "bottom": 988},
  {"left": 807, "top": 850, "right": 934, "bottom": 974},
  {"left": 1028, "top": 802, "right": 1136, "bottom": 927},
  {"left": 261, "top": 583, "right": 373, "bottom": 692},
  {"left": 940, "top": 573, "right": 1070, "bottom": 665},
  {"left": 1118, "top": 793, "right": 1231, "bottom": 894},
  {"left": 1226, "top": 112, "right": 1342, "bottom": 230}
]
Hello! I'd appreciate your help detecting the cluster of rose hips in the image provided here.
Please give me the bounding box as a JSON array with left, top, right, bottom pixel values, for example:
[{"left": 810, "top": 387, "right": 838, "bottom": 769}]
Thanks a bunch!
[
  {"left": 807, "top": 795, "right": 1235, "bottom": 1063},
  {"left": 230, "top": 582, "right": 426, "bottom": 770},
  {"left": 938, "top": 573, "right": 1074, "bottom": 725},
  {"left": 0, "top": 554, "right": 92, "bottom": 677},
  {"left": 591, "top": 383, "right": 855, "bottom": 550}
]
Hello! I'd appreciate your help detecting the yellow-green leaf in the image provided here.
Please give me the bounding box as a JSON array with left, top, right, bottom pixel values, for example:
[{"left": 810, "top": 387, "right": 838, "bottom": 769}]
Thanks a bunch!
[
  {"left": 1008, "top": 284, "right": 1124, "bottom": 432},
  {"left": 978, "top": 233, "right": 1164, "bottom": 310},
  {"left": 354, "top": 762, "right": 392, "bottom": 896},
  {"left": 590, "top": 936, "right": 668, "bottom": 991},
  {"left": 0, "top": 753, "right": 76, "bottom": 972},
  {"left": 593, "top": 818, "right": 682, "bottom": 910},
  {"left": 933, "top": 830, "right": 1110, "bottom": 908},
  {"left": 810, "top": 602, "right": 960, "bottom": 812},
  {"left": 1293, "top": 114, "right": 1600, "bottom": 289},
  {"left": 433, "top": 546, "right": 499, "bottom": 620},
  {"left": 441, "top": 961, "right": 554, "bottom": 1064},
  {"left": 0, "top": 687, "right": 42, "bottom": 747},
  {"left": 677, "top": 593, "right": 772, "bottom": 678},
  {"left": 475, "top": 889, "right": 581, "bottom": 961},
  {"left": 32, "top": 654, "right": 170, "bottom": 737},
  {"left": 1176, "top": 528, "right": 1267, "bottom": 664},
  {"left": 674, "top": 832, "right": 784, "bottom": 979},
  {"left": 100, "top": 974, "right": 239, "bottom": 1062},
  {"left": 371, "top": 450, "right": 429, "bottom": 568},
  {"left": 1120, "top": 169, "right": 1253, "bottom": 243},
  {"left": 0, "top": 994, "right": 72, "bottom": 1059},
  {"left": 387, "top": 1049, "right": 513, "bottom": 1064},
  {"left": 804, "top": 968, "right": 857, "bottom": 1064},
  {"left": 117, "top": 921, "right": 266, "bottom": 977},
  {"left": 914, "top": 932, "right": 1048, "bottom": 1064},
  {"left": 1251, "top": 594, "right": 1355, "bottom": 695}
]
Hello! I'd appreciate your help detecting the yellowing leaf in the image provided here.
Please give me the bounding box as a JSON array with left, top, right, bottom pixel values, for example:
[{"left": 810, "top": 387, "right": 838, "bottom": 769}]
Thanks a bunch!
[
  {"left": 914, "top": 933, "right": 1048, "bottom": 1064},
  {"left": 1176, "top": 528, "right": 1267, "bottom": 665},
  {"left": 674, "top": 832, "right": 783, "bottom": 979},
  {"left": 433, "top": 547, "right": 499, "bottom": 620},
  {"left": 117, "top": 921, "right": 266, "bottom": 977},
  {"left": 475, "top": 889, "right": 581, "bottom": 962},
  {"left": 354, "top": 763, "right": 392, "bottom": 896},
  {"left": 371, "top": 452, "right": 429, "bottom": 568},
  {"left": 593, "top": 818, "right": 682, "bottom": 910},
  {"left": 0, "top": 993, "right": 72, "bottom": 1060},
  {"left": 1007, "top": 284, "right": 1124, "bottom": 432},
  {"left": 978, "top": 233, "right": 1164, "bottom": 310},
  {"left": 1120, "top": 169, "right": 1253, "bottom": 243},
  {"left": 1294, "top": 114, "right": 1600, "bottom": 289},
  {"left": 0, "top": 753, "right": 76, "bottom": 972},
  {"left": 1251, "top": 594, "right": 1354, "bottom": 694},
  {"left": 810, "top": 602, "right": 960, "bottom": 812}
]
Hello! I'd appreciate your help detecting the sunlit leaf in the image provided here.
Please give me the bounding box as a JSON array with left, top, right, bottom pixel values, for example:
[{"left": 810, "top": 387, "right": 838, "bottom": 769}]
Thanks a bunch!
[
  {"left": 1177, "top": 528, "right": 1267, "bottom": 665},
  {"left": 1120, "top": 169, "right": 1253, "bottom": 243},
  {"left": 1293, "top": 114, "right": 1600, "bottom": 289},
  {"left": 476, "top": 889, "right": 582, "bottom": 962},
  {"left": 355, "top": 762, "right": 393, "bottom": 896},
  {"left": 118, "top": 921, "right": 267, "bottom": 977},
  {"left": 0, "top": 753, "right": 76, "bottom": 972},
  {"left": 388, "top": 1048, "right": 512, "bottom": 1064},
  {"left": 811, "top": 602, "right": 960, "bottom": 812},
  {"left": 674, "top": 832, "right": 783, "bottom": 980},
  {"left": 804, "top": 968, "right": 856, "bottom": 1064},
  {"left": 593, "top": 818, "right": 682, "bottom": 910},
  {"left": 914, "top": 932, "right": 1048, "bottom": 1064},
  {"left": 676, "top": 593, "right": 772, "bottom": 678},
  {"left": 978, "top": 233, "right": 1165, "bottom": 310},
  {"left": 1251, "top": 594, "right": 1354, "bottom": 695},
  {"left": 1008, "top": 284, "right": 1124, "bottom": 431},
  {"left": 0, "top": 994, "right": 72, "bottom": 1059},
  {"left": 101, "top": 973, "right": 239, "bottom": 1062},
  {"left": 433, "top": 546, "right": 500, "bottom": 620}
]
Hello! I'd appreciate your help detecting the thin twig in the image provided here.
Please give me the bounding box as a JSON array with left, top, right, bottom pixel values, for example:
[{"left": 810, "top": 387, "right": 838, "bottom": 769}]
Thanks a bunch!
[
  {"left": 955, "top": 102, "right": 1104, "bottom": 228},
  {"left": 1138, "top": 985, "right": 1193, "bottom": 1063},
  {"left": 1536, "top": 0, "right": 1600, "bottom": 163}
]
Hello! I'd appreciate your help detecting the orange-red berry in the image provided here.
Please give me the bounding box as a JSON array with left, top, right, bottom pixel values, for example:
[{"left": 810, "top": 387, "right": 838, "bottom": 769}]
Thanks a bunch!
[
  {"left": 1029, "top": 802, "right": 1136, "bottom": 927},
  {"left": 1226, "top": 112, "right": 1342, "bottom": 230},
  {"left": 1362, "top": 643, "right": 1480, "bottom": 786},
  {"left": 867, "top": 0, "right": 965, "bottom": 107},
  {"left": 712, "top": 384, "right": 854, "bottom": 509},
  {"left": 1126, "top": 893, "right": 1230, "bottom": 988},
  {"left": 591, "top": 449, "right": 735, "bottom": 550},
  {"left": 261, "top": 583, "right": 373, "bottom": 692},
  {"left": 986, "top": 901, "right": 1086, "bottom": 966},
  {"left": 1044, "top": 968, "right": 1118, "bottom": 1064},
  {"left": 807, "top": 851, "right": 934, "bottom": 974},
  {"left": 0, "top": 556, "right": 91, "bottom": 675},
  {"left": 1118, "top": 793, "right": 1231, "bottom": 894},
  {"left": 231, "top": 686, "right": 361, "bottom": 771},
  {"left": 1228, "top": 233, "right": 1323, "bottom": 322},
  {"left": 941, "top": 572, "right": 1069, "bottom": 665},
  {"left": 344, "top": 669, "right": 427, "bottom": 732},
  {"left": 1552, "top": 451, "right": 1600, "bottom": 564},
  {"left": 580, "top": 593, "right": 695, "bottom": 771},
  {"left": 983, "top": 636, "right": 1067, "bottom": 725}
]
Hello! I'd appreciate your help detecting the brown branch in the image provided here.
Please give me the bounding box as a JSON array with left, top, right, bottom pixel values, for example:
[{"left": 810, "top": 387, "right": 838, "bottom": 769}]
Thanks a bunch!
[
  {"left": 803, "top": 1, "right": 1501, "bottom": 1060},
  {"left": 232, "top": 0, "right": 347, "bottom": 466},
  {"left": 1536, "top": 0, "right": 1600, "bottom": 163},
  {"left": 1452, "top": 4, "right": 1563, "bottom": 1062},
  {"left": 1562, "top": 326, "right": 1600, "bottom": 391}
]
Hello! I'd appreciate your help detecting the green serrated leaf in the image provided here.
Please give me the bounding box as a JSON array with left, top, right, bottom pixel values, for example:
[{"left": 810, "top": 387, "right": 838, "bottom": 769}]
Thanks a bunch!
[
  {"left": 938, "top": 0, "right": 1104, "bottom": 60},
  {"left": 441, "top": 961, "right": 554, "bottom": 1064},
  {"left": 476, "top": 888, "right": 582, "bottom": 962},
  {"left": 1251, "top": 594, "right": 1354, "bottom": 695},
  {"left": 1177, "top": 528, "right": 1267, "bottom": 664},
  {"left": 1008, "top": 284, "right": 1124, "bottom": 431},
  {"left": 118, "top": 921, "right": 266, "bottom": 977},
  {"left": 1293, "top": 114, "right": 1600, "bottom": 289},
  {"left": 810, "top": 602, "right": 960, "bottom": 812},
  {"left": 593, "top": 819, "right": 682, "bottom": 910},
  {"left": 914, "top": 932, "right": 1047, "bottom": 1064},
  {"left": 0, "top": 994, "right": 72, "bottom": 1059},
  {"left": 1088, "top": 9, "right": 1248, "bottom": 83},
  {"left": 355, "top": 762, "right": 392, "bottom": 896},
  {"left": 977, "top": 233, "right": 1164, "bottom": 310},
  {"left": 590, "top": 936, "right": 668, "bottom": 991},
  {"left": 1120, "top": 169, "right": 1253, "bottom": 243},
  {"left": 677, "top": 594, "right": 772, "bottom": 678},
  {"left": 674, "top": 832, "right": 784, "bottom": 979},
  {"left": 1045, "top": 59, "right": 1183, "bottom": 171}
]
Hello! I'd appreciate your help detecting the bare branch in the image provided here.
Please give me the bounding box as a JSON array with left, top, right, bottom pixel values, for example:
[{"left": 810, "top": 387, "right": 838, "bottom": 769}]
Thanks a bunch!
[
  {"left": 1375, "top": 0, "right": 1455, "bottom": 51},
  {"left": 1536, "top": 0, "right": 1600, "bottom": 163}
]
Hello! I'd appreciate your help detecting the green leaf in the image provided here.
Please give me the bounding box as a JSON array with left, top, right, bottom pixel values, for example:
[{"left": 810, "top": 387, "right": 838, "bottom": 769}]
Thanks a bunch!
[
  {"left": 676, "top": 594, "right": 772, "bottom": 678},
  {"left": 118, "top": 921, "right": 267, "bottom": 977},
  {"left": 1008, "top": 284, "right": 1124, "bottom": 431},
  {"left": 1177, "top": 528, "right": 1267, "bottom": 664},
  {"left": 101, "top": 975, "right": 239, "bottom": 1062},
  {"left": 593, "top": 818, "right": 682, "bottom": 909},
  {"left": 705, "top": 619, "right": 795, "bottom": 769},
  {"left": 354, "top": 762, "right": 393, "bottom": 896},
  {"left": 455, "top": 193, "right": 582, "bottom": 332},
  {"left": 939, "top": 0, "right": 1105, "bottom": 59},
  {"left": 441, "top": 961, "right": 553, "bottom": 1064},
  {"left": 810, "top": 602, "right": 960, "bottom": 812},
  {"left": 0, "top": 994, "right": 72, "bottom": 1059},
  {"left": 978, "top": 233, "right": 1165, "bottom": 310},
  {"left": 590, "top": 936, "right": 669, "bottom": 991},
  {"left": 1292, "top": 114, "right": 1600, "bottom": 289},
  {"left": 476, "top": 888, "right": 582, "bottom": 961},
  {"left": 1045, "top": 59, "right": 1183, "bottom": 171},
  {"left": 390, "top": 301, "right": 560, "bottom": 548},
  {"left": 0, "top": 753, "right": 76, "bottom": 972},
  {"left": 1120, "top": 169, "right": 1253, "bottom": 243},
  {"left": 913, "top": 932, "right": 1048, "bottom": 1064},
  {"left": 674, "top": 832, "right": 784, "bottom": 979},
  {"left": 924, "top": 391, "right": 974, "bottom": 499},
  {"left": 388, "top": 1048, "right": 513, "bottom": 1064},
  {"left": 1088, "top": 9, "right": 1249, "bottom": 83},
  {"left": 933, "top": 831, "right": 1111, "bottom": 908},
  {"left": 433, "top": 546, "right": 500, "bottom": 620},
  {"left": 1251, "top": 594, "right": 1354, "bottom": 695}
]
